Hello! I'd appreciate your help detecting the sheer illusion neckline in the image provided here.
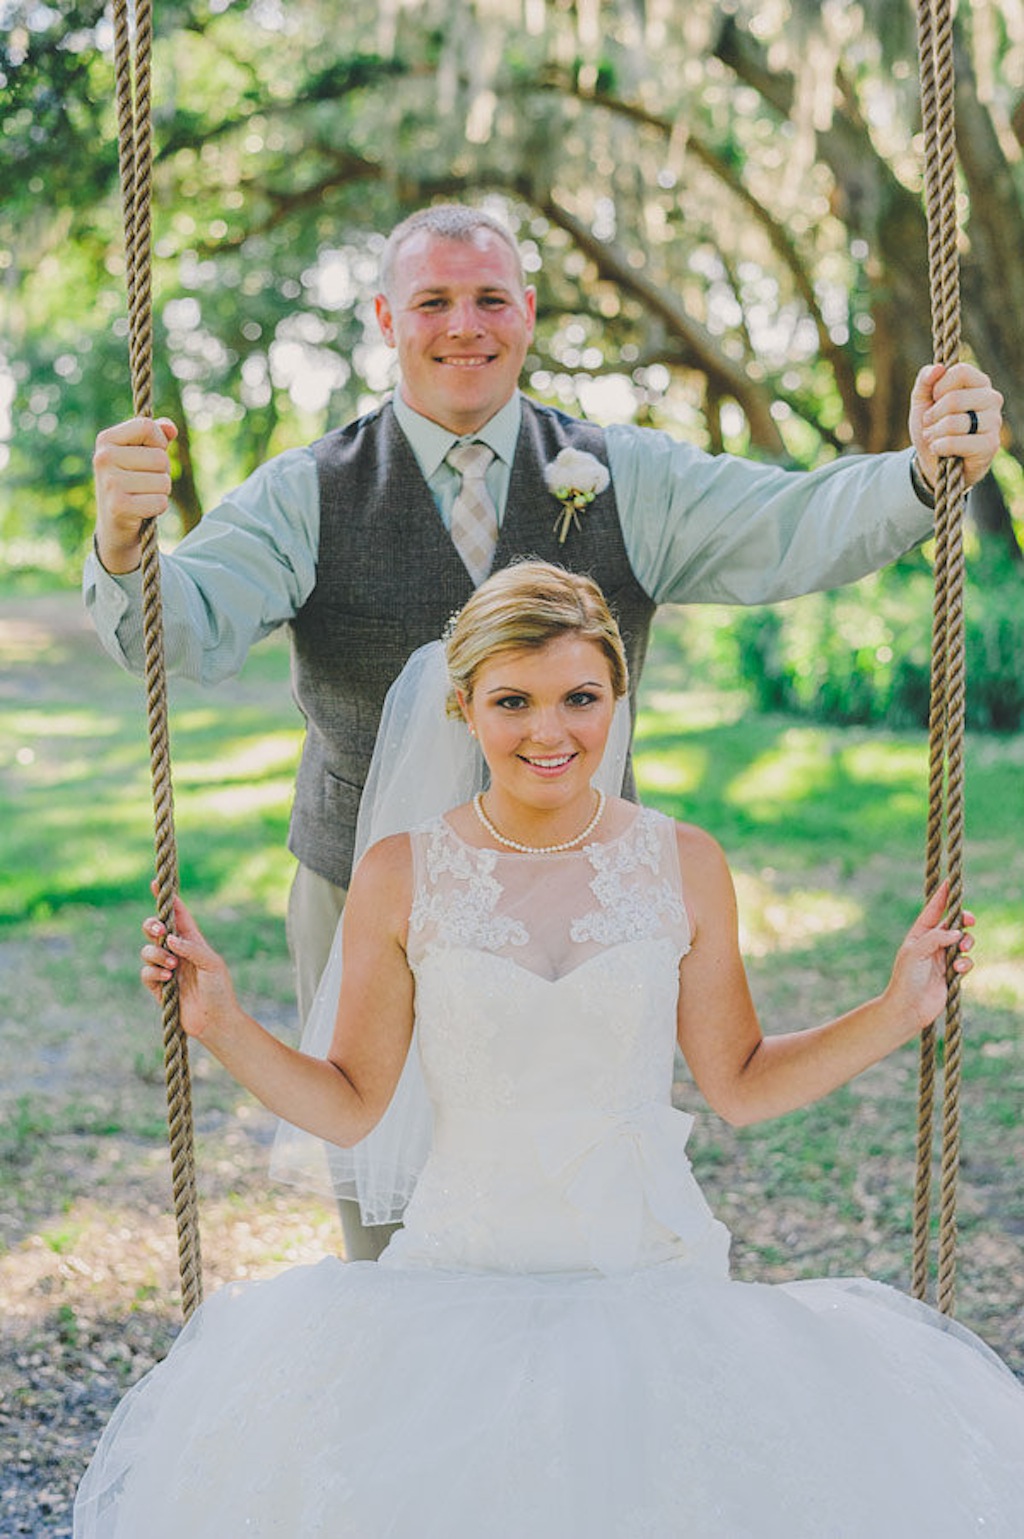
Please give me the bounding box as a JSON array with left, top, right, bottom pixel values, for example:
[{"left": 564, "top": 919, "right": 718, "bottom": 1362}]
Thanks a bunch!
[{"left": 440, "top": 802, "right": 644, "bottom": 860}]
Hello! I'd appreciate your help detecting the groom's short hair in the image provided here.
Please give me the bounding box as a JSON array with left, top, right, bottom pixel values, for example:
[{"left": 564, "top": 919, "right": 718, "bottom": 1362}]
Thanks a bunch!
[{"left": 379, "top": 204, "right": 526, "bottom": 297}]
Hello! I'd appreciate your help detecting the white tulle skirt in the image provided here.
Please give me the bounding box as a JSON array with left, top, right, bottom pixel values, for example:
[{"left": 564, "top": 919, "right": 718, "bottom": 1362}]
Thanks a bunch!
[{"left": 74, "top": 1254, "right": 1024, "bottom": 1538}]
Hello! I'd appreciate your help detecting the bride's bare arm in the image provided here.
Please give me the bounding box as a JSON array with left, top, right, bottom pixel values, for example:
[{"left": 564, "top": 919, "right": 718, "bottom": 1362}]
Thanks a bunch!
[
  {"left": 139, "top": 834, "right": 415, "bottom": 1147},
  {"left": 673, "top": 824, "right": 973, "bottom": 1127}
]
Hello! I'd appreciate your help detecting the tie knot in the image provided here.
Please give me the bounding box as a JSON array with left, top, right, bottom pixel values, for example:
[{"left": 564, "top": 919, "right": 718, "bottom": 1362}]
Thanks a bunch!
[{"left": 446, "top": 440, "right": 494, "bottom": 481}]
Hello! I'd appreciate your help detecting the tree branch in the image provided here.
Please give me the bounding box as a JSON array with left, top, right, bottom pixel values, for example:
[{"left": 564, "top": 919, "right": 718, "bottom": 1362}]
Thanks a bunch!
[
  {"left": 529, "top": 70, "right": 866, "bottom": 440},
  {"left": 530, "top": 190, "right": 785, "bottom": 453}
]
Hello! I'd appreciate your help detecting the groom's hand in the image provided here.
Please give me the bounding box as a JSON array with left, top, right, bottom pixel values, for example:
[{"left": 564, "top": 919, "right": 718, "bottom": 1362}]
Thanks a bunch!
[
  {"left": 93, "top": 416, "right": 179, "bottom": 574},
  {"left": 909, "top": 362, "right": 1003, "bottom": 491}
]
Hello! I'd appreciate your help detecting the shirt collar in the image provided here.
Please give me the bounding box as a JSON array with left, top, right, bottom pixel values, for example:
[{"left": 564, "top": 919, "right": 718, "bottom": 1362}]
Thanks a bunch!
[{"left": 392, "top": 390, "right": 522, "bottom": 479}]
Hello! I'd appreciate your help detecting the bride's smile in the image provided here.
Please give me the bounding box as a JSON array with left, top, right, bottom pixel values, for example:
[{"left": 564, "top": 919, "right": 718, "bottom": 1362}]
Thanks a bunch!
[
  {"left": 96, "top": 560, "right": 1014, "bottom": 1539},
  {"left": 457, "top": 632, "right": 616, "bottom": 846}
]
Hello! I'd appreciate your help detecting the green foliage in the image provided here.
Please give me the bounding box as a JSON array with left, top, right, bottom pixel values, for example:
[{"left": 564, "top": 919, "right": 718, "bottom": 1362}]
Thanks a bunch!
[
  {"left": 2, "top": 0, "right": 1023, "bottom": 577},
  {"left": 964, "top": 555, "right": 1024, "bottom": 732},
  {"left": 0, "top": 2, "right": 117, "bottom": 214},
  {"left": 2, "top": 301, "right": 135, "bottom": 559},
  {"left": 660, "top": 559, "right": 1024, "bottom": 733}
]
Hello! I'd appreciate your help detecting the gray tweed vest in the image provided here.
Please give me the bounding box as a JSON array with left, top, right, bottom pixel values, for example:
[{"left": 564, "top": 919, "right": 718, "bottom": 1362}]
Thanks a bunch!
[{"left": 290, "top": 397, "right": 657, "bottom": 886}]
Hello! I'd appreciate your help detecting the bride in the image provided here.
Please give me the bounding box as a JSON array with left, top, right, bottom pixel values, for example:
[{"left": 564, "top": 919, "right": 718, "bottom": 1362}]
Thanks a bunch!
[{"left": 75, "top": 560, "right": 1023, "bottom": 1537}]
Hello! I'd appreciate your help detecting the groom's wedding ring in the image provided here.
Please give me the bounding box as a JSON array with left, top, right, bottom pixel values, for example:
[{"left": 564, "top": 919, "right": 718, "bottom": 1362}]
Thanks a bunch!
[{"left": 967, "top": 408, "right": 979, "bottom": 435}]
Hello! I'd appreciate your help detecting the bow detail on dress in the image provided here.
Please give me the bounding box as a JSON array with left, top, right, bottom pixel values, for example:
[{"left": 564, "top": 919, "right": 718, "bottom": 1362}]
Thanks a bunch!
[{"left": 533, "top": 1102, "right": 721, "bottom": 1276}]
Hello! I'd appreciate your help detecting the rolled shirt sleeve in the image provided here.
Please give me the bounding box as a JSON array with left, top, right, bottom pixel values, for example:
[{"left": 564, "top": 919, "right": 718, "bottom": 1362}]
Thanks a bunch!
[
  {"left": 83, "top": 447, "right": 320, "bottom": 685},
  {"left": 606, "top": 423, "right": 933, "bottom": 606}
]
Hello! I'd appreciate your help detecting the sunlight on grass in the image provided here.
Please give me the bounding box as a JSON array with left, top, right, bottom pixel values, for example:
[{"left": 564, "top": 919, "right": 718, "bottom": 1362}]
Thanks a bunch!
[
  {"left": 5, "top": 708, "right": 125, "bottom": 740},
  {"left": 0, "top": 621, "right": 305, "bottom": 923},
  {"left": 733, "top": 870, "right": 862, "bottom": 957},
  {"left": 16, "top": 803, "right": 153, "bottom": 840},
  {"left": 980, "top": 916, "right": 1024, "bottom": 962},
  {"left": 214, "top": 851, "right": 296, "bottom": 916},
  {"left": 174, "top": 729, "right": 300, "bottom": 784},
  {"left": 637, "top": 748, "right": 708, "bottom": 796},
  {"left": 190, "top": 782, "right": 293, "bottom": 818},
  {"left": 841, "top": 737, "right": 927, "bottom": 785},
  {"left": 726, "top": 736, "right": 836, "bottom": 810},
  {"left": 972, "top": 962, "right": 1024, "bottom": 1011},
  {"left": 961, "top": 872, "right": 1024, "bottom": 956},
  {"left": 639, "top": 688, "right": 747, "bottom": 730},
  {"left": 10, "top": 755, "right": 151, "bottom": 794},
  {"left": 727, "top": 730, "right": 925, "bottom": 816}
]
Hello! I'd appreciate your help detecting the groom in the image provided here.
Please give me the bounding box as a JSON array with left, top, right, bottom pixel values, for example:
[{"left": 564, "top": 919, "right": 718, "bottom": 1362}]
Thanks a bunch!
[{"left": 87, "top": 202, "right": 1003, "bottom": 1256}]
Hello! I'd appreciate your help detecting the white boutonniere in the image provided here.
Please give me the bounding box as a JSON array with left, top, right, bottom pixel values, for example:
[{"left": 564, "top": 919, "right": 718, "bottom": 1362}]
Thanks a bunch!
[{"left": 544, "top": 448, "right": 611, "bottom": 544}]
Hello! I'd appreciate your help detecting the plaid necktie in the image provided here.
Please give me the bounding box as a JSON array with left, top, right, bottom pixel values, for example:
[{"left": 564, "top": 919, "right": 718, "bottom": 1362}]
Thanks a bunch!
[{"left": 446, "top": 440, "right": 498, "bottom": 587}]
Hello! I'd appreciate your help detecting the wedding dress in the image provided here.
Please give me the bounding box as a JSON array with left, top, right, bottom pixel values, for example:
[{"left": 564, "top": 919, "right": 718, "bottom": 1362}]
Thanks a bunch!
[{"left": 74, "top": 807, "right": 1024, "bottom": 1538}]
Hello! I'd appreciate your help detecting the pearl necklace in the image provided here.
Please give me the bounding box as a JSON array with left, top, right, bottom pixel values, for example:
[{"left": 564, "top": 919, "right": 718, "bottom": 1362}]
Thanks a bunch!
[{"left": 472, "top": 789, "right": 606, "bottom": 855}]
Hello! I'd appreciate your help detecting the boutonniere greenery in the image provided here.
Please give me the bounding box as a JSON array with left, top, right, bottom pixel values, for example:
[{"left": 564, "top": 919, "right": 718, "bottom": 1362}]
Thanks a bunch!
[{"left": 544, "top": 448, "right": 611, "bottom": 544}]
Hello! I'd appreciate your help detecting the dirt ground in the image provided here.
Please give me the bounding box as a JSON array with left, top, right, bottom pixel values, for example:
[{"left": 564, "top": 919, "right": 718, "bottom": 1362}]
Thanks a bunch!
[
  {"left": 1, "top": 593, "right": 1021, "bottom": 1537},
  {"left": 0, "top": 592, "right": 338, "bottom": 1536}
]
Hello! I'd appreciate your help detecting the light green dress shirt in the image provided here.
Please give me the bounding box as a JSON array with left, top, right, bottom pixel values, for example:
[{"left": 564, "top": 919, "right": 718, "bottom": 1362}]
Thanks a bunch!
[
  {"left": 84, "top": 391, "right": 932, "bottom": 686},
  {"left": 392, "top": 391, "right": 520, "bottom": 526}
]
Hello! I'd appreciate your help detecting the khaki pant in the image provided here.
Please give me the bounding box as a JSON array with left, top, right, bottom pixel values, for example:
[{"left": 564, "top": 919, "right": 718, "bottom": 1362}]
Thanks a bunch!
[{"left": 286, "top": 861, "right": 401, "bottom": 1262}]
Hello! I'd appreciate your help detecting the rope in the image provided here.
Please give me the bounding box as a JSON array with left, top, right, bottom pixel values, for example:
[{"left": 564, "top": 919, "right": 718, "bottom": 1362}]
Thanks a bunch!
[
  {"left": 112, "top": 0, "right": 204, "bottom": 1322},
  {"left": 912, "top": 0, "right": 967, "bottom": 1317},
  {"left": 105, "top": 0, "right": 965, "bottom": 1327}
]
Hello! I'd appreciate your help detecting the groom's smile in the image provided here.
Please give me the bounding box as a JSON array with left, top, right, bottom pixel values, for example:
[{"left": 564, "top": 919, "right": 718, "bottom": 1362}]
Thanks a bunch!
[{"left": 374, "top": 228, "right": 537, "bottom": 436}]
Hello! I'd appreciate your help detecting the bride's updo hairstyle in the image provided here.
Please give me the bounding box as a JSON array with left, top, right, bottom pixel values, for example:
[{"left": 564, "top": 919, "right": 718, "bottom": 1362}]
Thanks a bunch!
[{"left": 444, "top": 560, "right": 629, "bottom": 720}]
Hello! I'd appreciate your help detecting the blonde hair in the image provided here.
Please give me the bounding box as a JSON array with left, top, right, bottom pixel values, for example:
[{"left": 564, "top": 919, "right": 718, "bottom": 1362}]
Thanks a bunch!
[{"left": 445, "top": 561, "right": 629, "bottom": 720}]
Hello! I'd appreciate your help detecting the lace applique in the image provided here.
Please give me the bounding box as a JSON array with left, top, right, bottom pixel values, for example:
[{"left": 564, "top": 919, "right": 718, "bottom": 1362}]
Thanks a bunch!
[
  {"left": 410, "top": 821, "right": 529, "bottom": 952},
  {"left": 571, "top": 810, "right": 688, "bottom": 949}
]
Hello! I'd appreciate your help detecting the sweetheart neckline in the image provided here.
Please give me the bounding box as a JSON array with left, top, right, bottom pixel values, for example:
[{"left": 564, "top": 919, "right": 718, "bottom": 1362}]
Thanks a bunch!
[{"left": 412, "top": 932, "right": 687, "bottom": 987}]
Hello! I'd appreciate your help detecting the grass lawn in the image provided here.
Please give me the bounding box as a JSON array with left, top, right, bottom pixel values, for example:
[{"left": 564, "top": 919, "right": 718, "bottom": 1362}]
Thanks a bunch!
[
  {"left": 1, "top": 589, "right": 1022, "bottom": 1391},
  {"left": 639, "top": 609, "right": 1024, "bottom": 1357}
]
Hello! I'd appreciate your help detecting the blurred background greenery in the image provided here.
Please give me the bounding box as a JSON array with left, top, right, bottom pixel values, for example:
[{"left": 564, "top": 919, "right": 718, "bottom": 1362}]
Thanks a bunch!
[
  {"left": 1, "top": 0, "right": 1023, "bottom": 727},
  {"left": 0, "top": 24, "right": 1021, "bottom": 1514}
]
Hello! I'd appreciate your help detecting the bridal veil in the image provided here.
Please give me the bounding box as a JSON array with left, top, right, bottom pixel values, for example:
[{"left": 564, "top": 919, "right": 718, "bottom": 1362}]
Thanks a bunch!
[{"left": 270, "top": 638, "right": 632, "bottom": 1222}]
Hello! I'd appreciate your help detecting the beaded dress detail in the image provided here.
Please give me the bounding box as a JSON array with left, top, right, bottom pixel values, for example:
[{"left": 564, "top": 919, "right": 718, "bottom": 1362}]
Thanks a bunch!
[{"left": 74, "top": 808, "right": 1024, "bottom": 1538}]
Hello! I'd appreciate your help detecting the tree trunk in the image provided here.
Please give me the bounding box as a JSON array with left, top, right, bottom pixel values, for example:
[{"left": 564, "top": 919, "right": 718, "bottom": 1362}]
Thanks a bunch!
[{"left": 162, "top": 371, "right": 203, "bottom": 534}]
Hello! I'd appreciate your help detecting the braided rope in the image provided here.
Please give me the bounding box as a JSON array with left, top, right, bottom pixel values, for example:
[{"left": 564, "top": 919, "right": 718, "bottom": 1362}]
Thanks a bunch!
[
  {"left": 912, "top": 0, "right": 967, "bottom": 1317},
  {"left": 112, "top": 0, "right": 203, "bottom": 1322},
  {"left": 106, "top": 0, "right": 966, "bottom": 1328}
]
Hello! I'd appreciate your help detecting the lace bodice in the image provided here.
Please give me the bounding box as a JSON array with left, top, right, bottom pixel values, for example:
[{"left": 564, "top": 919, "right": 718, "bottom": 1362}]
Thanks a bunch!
[
  {"left": 408, "top": 802, "right": 690, "bottom": 977},
  {"left": 382, "top": 807, "right": 731, "bottom": 1279}
]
